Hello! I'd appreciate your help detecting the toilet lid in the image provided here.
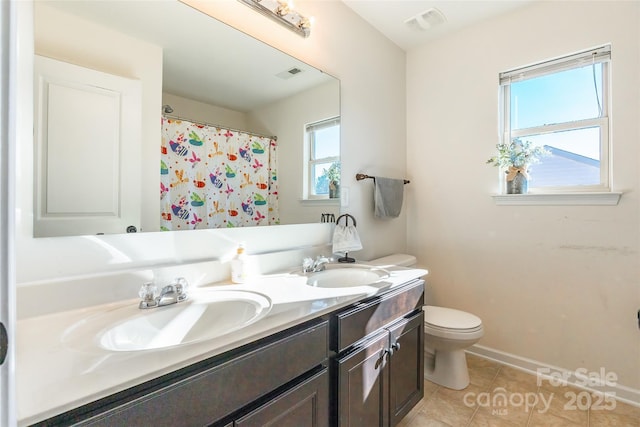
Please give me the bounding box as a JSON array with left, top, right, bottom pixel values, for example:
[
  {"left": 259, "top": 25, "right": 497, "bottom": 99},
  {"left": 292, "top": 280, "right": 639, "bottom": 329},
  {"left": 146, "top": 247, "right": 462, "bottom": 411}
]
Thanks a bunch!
[{"left": 424, "top": 306, "right": 482, "bottom": 330}]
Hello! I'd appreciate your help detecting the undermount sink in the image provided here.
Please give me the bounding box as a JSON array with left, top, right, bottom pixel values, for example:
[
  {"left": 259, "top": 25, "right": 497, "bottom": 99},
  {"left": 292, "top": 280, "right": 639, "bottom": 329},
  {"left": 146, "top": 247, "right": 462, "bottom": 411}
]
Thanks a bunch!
[
  {"left": 305, "top": 264, "right": 390, "bottom": 288},
  {"left": 65, "top": 290, "right": 272, "bottom": 352}
]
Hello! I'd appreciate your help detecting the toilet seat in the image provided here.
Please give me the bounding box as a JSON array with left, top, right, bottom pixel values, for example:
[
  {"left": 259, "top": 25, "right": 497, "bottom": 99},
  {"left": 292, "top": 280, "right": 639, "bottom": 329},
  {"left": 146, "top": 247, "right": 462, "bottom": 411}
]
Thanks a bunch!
[{"left": 424, "top": 306, "right": 482, "bottom": 332}]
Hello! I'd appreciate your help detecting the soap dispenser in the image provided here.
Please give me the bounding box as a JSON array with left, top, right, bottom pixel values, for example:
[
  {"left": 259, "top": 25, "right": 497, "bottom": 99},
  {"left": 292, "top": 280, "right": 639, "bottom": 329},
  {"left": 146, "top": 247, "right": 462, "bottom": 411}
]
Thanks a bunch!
[{"left": 231, "top": 243, "right": 248, "bottom": 283}]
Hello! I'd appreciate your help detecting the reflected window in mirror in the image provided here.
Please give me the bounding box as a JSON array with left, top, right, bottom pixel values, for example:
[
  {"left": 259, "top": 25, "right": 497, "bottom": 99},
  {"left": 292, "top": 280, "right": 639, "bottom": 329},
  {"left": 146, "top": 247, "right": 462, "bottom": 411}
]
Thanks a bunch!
[{"left": 306, "top": 118, "right": 340, "bottom": 200}]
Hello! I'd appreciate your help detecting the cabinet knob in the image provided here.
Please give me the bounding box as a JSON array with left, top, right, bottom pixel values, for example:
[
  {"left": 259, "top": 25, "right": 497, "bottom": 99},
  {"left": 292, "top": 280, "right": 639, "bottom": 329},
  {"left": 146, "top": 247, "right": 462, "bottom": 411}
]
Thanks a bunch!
[{"left": 386, "top": 341, "right": 401, "bottom": 357}]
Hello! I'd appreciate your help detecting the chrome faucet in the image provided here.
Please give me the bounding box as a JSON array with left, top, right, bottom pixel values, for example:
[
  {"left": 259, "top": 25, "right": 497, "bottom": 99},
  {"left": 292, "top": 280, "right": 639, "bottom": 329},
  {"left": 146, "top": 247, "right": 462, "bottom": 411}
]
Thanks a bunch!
[
  {"left": 139, "top": 277, "right": 189, "bottom": 309},
  {"left": 303, "top": 256, "right": 332, "bottom": 273}
]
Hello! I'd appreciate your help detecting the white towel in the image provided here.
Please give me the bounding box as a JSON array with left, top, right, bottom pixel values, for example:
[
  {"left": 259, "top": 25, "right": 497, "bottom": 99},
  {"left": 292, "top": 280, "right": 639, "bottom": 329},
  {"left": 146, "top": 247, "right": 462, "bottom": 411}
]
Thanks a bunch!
[
  {"left": 332, "top": 224, "right": 363, "bottom": 254},
  {"left": 374, "top": 177, "right": 404, "bottom": 218}
]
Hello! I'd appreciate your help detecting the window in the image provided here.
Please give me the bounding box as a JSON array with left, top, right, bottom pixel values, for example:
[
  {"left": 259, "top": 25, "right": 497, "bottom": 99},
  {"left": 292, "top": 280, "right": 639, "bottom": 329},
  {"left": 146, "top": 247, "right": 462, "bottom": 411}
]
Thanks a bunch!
[
  {"left": 305, "top": 117, "right": 340, "bottom": 199},
  {"left": 499, "top": 45, "right": 611, "bottom": 192}
]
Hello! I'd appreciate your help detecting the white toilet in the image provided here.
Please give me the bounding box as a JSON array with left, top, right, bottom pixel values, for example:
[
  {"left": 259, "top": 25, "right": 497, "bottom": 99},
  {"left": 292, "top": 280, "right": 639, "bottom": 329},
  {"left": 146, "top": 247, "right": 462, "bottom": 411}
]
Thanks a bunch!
[{"left": 370, "top": 254, "right": 484, "bottom": 390}]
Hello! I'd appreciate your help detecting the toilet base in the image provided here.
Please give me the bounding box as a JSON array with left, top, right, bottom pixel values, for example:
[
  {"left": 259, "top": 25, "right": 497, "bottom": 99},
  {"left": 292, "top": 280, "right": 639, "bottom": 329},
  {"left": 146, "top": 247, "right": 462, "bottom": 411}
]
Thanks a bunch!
[{"left": 424, "top": 349, "right": 470, "bottom": 390}]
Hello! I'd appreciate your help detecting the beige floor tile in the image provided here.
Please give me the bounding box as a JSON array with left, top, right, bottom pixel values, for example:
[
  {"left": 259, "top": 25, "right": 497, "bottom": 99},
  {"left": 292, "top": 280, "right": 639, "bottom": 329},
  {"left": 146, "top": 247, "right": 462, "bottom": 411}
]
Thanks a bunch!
[
  {"left": 470, "top": 366, "right": 501, "bottom": 391},
  {"left": 589, "top": 399, "right": 640, "bottom": 427},
  {"left": 535, "top": 386, "right": 589, "bottom": 425},
  {"left": 424, "top": 378, "right": 441, "bottom": 397},
  {"left": 598, "top": 399, "right": 640, "bottom": 418},
  {"left": 406, "top": 416, "right": 454, "bottom": 427},
  {"left": 467, "top": 354, "right": 502, "bottom": 370},
  {"left": 467, "top": 354, "right": 501, "bottom": 391},
  {"left": 491, "top": 366, "right": 540, "bottom": 394},
  {"left": 471, "top": 406, "right": 532, "bottom": 426},
  {"left": 398, "top": 397, "right": 427, "bottom": 427},
  {"left": 436, "top": 383, "right": 486, "bottom": 408},
  {"left": 416, "top": 389, "right": 477, "bottom": 426},
  {"left": 528, "top": 409, "right": 585, "bottom": 426}
]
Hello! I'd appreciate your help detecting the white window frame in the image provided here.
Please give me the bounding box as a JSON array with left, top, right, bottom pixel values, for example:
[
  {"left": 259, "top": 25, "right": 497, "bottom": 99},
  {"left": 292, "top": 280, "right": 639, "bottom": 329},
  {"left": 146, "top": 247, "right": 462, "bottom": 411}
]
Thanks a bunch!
[
  {"left": 304, "top": 117, "right": 340, "bottom": 201},
  {"left": 499, "top": 45, "right": 612, "bottom": 194}
]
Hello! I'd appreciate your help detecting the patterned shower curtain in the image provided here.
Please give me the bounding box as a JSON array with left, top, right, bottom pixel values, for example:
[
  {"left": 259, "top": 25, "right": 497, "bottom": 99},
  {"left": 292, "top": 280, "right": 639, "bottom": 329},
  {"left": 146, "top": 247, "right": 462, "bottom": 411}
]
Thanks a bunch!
[{"left": 160, "top": 117, "right": 279, "bottom": 230}]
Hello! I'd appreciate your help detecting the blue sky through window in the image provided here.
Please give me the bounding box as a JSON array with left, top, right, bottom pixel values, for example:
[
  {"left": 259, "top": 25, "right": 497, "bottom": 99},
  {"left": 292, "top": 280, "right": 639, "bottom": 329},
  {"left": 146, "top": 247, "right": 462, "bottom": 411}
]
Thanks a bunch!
[{"left": 313, "top": 125, "right": 340, "bottom": 158}]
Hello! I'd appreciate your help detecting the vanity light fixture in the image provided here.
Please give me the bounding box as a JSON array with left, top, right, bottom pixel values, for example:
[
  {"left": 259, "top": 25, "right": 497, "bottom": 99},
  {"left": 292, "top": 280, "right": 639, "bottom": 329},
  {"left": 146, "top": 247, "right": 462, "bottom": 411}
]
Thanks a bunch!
[{"left": 238, "top": 0, "right": 312, "bottom": 38}]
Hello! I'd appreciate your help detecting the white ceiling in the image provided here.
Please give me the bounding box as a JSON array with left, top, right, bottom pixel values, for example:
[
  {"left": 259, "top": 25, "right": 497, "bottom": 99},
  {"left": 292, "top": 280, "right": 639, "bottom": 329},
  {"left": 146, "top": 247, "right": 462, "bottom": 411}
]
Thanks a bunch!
[
  {"left": 342, "top": 0, "right": 535, "bottom": 51},
  {"left": 43, "top": 1, "right": 334, "bottom": 112},
  {"left": 42, "top": 0, "right": 536, "bottom": 111}
]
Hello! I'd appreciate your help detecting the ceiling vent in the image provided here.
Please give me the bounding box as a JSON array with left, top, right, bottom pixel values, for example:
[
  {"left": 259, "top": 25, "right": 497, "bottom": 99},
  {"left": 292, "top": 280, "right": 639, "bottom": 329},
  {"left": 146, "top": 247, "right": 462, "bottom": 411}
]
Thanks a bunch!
[
  {"left": 404, "top": 8, "right": 446, "bottom": 31},
  {"left": 276, "top": 67, "right": 304, "bottom": 80}
]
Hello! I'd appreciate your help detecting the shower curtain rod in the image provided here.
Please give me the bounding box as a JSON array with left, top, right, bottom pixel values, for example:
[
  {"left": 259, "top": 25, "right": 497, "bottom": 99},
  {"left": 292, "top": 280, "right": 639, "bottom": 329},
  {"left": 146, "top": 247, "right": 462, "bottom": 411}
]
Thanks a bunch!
[{"left": 162, "top": 114, "right": 277, "bottom": 140}]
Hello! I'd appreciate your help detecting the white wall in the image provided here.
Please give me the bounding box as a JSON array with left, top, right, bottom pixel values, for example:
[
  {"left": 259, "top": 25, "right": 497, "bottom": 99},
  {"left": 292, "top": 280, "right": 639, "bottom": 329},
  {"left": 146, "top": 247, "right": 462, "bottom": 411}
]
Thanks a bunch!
[
  {"left": 250, "top": 80, "right": 341, "bottom": 225},
  {"left": 407, "top": 0, "right": 640, "bottom": 394},
  {"left": 162, "top": 92, "right": 250, "bottom": 132}
]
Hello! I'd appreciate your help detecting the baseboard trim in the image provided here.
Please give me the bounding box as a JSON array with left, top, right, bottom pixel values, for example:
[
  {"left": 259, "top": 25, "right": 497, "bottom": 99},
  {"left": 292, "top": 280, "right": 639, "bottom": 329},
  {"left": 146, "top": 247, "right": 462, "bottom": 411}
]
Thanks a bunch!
[{"left": 467, "top": 344, "right": 640, "bottom": 408}]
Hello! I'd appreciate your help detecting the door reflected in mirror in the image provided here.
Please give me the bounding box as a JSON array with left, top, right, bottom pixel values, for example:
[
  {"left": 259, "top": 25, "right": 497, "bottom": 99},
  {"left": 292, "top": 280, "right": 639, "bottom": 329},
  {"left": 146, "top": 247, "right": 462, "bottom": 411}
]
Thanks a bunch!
[{"left": 33, "top": 0, "right": 340, "bottom": 237}]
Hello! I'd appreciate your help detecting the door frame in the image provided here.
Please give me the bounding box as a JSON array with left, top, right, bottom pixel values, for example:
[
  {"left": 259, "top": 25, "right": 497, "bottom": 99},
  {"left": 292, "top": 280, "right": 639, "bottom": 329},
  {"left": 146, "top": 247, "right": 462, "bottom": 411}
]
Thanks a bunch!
[{"left": 0, "top": 0, "right": 24, "bottom": 424}]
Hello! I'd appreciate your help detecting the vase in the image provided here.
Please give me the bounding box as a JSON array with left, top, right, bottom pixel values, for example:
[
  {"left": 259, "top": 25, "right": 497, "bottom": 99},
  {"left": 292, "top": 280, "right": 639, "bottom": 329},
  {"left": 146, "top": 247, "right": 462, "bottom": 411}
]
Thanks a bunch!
[
  {"left": 329, "top": 181, "right": 340, "bottom": 199},
  {"left": 506, "top": 171, "right": 528, "bottom": 194}
]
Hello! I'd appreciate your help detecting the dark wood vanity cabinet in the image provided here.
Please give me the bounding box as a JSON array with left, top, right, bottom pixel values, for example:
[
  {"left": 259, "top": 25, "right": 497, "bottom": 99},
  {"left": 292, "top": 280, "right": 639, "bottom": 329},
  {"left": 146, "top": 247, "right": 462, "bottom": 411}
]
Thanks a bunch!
[
  {"left": 333, "top": 279, "right": 425, "bottom": 427},
  {"left": 35, "top": 279, "right": 424, "bottom": 427},
  {"left": 44, "top": 320, "right": 330, "bottom": 427}
]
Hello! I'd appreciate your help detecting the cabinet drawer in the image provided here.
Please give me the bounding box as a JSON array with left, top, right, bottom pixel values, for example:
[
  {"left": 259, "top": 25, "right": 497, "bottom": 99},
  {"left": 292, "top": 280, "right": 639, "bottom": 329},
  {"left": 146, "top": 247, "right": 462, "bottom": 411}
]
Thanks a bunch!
[
  {"left": 76, "top": 320, "right": 328, "bottom": 426},
  {"left": 235, "top": 369, "right": 329, "bottom": 427},
  {"left": 335, "top": 280, "right": 424, "bottom": 353}
]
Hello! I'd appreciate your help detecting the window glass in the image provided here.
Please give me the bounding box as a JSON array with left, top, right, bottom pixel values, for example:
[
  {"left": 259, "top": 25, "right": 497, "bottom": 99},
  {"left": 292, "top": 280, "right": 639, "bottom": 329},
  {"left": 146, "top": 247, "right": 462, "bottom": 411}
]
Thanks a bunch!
[
  {"left": 312, "top": 126, "right": 340, "bottom": 159},
  {"left": 526, "top": 127, "right": 601, "bottom": 187},
  {"left": 306, "top": 118, "right": 340, "bottom": 198},
  {"left": 313, "top": 162, "right": 334, "bottom": 195},
  {"left": 511, "top": 64, "right": 604, "bottom": 130}
]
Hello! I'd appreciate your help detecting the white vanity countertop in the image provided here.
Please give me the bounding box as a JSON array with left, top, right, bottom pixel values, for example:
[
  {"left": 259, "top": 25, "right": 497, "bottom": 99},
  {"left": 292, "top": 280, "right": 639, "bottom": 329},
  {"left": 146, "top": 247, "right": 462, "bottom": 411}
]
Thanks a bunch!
[{"left": 17, "top": 265, "right": 427, "bottom": 426}]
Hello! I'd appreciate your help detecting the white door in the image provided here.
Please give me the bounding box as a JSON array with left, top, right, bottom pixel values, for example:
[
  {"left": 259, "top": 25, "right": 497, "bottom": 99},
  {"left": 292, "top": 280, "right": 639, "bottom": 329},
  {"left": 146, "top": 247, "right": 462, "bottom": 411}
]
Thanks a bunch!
[{"left": 34, "top": 55, "right": 142, "bottom": 237}]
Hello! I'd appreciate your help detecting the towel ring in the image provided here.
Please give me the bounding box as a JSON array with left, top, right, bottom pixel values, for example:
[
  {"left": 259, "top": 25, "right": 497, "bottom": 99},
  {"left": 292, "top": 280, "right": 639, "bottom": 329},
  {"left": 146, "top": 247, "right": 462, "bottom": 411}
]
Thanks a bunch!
[
  {"left": 335, "top": 213, "right": 357, "bottom": 263},
  {"left": 335, "top": 213, "right": 356, "bottom": 227}
]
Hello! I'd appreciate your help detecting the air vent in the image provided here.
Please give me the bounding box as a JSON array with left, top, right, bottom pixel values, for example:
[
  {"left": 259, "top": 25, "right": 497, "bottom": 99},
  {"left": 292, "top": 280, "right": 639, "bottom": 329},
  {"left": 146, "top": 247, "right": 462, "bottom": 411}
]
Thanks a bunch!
[
  {"left": 276, "top": 67, "right": 304, "bottom": 80},
  {"left": 404, "top": 8, "right": 446, "bottom": 31}
]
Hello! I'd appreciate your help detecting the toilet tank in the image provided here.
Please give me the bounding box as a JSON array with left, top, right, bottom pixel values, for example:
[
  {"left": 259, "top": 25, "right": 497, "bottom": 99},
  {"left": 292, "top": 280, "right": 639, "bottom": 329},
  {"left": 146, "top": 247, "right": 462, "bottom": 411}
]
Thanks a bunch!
[{"left": 369, "top": 253, "right": 416, "bottom": 267}]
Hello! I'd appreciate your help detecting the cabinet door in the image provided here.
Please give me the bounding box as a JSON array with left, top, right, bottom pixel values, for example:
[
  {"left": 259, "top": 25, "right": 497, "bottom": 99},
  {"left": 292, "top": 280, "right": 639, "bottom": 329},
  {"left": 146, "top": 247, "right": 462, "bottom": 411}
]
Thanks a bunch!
[
  {"left": 336, "top": 329, "right": 389, "bottom": 427},
  {"left": 235, "top": 369, "right": 328, "bottom": 427},
  {"left": 387, "top": 311, "right": 424, "bottom": 427}
]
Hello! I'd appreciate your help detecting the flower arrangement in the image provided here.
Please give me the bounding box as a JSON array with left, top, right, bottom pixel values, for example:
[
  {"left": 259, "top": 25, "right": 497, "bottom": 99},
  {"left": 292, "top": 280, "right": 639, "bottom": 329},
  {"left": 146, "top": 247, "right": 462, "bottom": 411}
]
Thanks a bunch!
[
  {"left": 486, "top": 138, "right": 549, "bottom": 169},
  {"left": 326, "top": 162, "right": 341, "bottom": 184},
  {"left": 487, "top": 138, "right": 550, "bottom": 194}
]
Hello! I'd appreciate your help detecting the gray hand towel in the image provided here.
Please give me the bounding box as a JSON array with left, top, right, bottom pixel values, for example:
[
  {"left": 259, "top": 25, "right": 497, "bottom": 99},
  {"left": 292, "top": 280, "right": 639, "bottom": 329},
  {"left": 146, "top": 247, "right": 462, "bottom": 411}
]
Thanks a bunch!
[{"left": 374, "top": 177, "right": 404, "bottom": 218}]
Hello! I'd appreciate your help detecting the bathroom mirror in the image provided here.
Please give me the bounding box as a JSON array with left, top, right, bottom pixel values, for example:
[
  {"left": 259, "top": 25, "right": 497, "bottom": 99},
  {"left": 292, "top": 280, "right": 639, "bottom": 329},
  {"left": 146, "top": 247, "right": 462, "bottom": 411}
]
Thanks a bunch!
[{"left": 33, "top": 0, "right": 340, "bottom": 237}]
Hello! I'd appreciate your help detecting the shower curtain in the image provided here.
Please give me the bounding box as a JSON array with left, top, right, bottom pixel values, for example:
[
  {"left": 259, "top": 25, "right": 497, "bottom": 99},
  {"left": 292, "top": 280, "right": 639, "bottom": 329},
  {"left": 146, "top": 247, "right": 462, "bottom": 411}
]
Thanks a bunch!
[{"left": 160, "top": 117, "right": 279, "bottom": 230}]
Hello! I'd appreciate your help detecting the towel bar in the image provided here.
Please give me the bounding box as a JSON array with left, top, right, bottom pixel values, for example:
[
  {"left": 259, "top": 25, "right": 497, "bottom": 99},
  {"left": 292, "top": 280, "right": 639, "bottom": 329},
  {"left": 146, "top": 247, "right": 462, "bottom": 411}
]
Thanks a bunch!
[{"left": 356, "top": 173, "right": 410, "bottom": 184}]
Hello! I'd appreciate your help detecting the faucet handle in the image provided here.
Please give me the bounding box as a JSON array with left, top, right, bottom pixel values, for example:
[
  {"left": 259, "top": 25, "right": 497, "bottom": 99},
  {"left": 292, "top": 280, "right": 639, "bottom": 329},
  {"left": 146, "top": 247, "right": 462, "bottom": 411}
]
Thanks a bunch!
[
  {"left": 302, "top": 257, "right": 314, "bottom": 272},
  {"left": 138, "top": 282, "right": 158, "bottom": 309},
  {"left": 139, "top": 282, "right": 156, "bottom": 300},
  {"left": 172, "top": 277, "right": 189, "bottom": 302}
]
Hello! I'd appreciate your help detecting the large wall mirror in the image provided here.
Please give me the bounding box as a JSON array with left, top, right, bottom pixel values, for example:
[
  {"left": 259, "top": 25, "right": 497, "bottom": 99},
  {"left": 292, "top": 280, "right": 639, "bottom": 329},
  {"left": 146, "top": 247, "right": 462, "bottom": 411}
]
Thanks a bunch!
[{"left": 33, "top": 0, "right": 340, "bottom": 237}]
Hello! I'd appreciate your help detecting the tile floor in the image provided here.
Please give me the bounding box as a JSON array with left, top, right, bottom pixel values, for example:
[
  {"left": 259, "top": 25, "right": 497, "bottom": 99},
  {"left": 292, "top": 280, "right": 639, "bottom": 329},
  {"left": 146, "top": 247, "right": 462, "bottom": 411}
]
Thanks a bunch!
[{"left": 398, "top": 353, "right": 640, "bottom": 427}]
